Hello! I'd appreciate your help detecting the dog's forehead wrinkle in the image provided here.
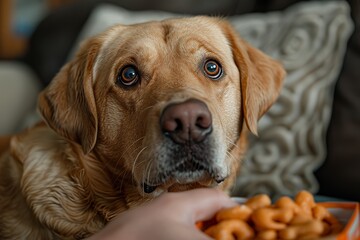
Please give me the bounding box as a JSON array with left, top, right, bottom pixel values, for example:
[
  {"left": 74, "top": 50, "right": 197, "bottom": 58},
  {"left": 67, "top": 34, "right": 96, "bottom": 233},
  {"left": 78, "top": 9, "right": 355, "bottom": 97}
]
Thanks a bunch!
[
  {"left": 163, "top": 18, "right": 231, "bottom": 55},
  {"left": 142, "top": 20, "right": 229, "bottom": 59}
]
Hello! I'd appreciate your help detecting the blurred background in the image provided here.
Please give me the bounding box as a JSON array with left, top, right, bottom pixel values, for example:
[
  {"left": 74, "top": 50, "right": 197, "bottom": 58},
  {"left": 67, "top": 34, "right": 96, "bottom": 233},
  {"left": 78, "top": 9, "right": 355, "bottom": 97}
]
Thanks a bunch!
[{"left": 0, "top": 0, "right": 359, "bottom": 201}]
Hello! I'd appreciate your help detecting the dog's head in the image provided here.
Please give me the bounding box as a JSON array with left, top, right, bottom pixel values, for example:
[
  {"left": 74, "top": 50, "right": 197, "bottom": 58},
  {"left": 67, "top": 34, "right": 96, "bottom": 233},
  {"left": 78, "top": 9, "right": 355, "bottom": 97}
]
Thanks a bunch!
[{"left": 38, "top": 17, "right": 285, "bottom": 198}]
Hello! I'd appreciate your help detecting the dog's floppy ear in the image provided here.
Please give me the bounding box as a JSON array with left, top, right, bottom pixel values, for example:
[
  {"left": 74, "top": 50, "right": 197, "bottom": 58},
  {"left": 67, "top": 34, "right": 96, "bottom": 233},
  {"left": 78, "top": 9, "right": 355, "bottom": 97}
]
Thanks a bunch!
[
  {"left": 38, "top": 39, "right": 101, "bottom": 154},
  {"left": 222, "top": 22, "right": 286, "bottom": 135}
]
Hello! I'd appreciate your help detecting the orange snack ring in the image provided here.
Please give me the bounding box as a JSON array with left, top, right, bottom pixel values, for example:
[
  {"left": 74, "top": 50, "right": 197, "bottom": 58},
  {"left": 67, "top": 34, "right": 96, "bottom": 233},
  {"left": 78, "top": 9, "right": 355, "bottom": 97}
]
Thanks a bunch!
[
  {"left": 204, "top": 219, "right": 255, "bottom": 240},
  {"left": 294, "top": 191, "right": 316, "bottom": 216},
  {"left": 278, "top": 220, "right": 324, "bottom": 240},
  {"left": 312, "top": 205, "right": 343, "bottom": 234},
  {"left": 251, "top": 207, "right": 294, "bottom": 230},
  {"left": 216, "top": 205, "right": 253, "bottom": 222},
  {"left": 312, "top": 205, "right": 330, "bottom": 221},
  {"left": 289, "top": 213, "right": 313, "bottom": 225},
  {"left": 245, "top": 194, "right": 272, "bottom": 210},
  {"left": 256, "top": 229, "right": 277, "bottom": 240},
  {"left": 275, "top": 196, "right": 301, "bottom": 214}
]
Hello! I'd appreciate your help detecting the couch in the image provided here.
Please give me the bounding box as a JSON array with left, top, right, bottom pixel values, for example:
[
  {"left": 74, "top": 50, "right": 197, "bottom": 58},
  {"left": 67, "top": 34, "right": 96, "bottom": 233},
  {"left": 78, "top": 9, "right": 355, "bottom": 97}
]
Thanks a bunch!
[{"left": 0, "top": 0, "right": 359, "bottom": 201}]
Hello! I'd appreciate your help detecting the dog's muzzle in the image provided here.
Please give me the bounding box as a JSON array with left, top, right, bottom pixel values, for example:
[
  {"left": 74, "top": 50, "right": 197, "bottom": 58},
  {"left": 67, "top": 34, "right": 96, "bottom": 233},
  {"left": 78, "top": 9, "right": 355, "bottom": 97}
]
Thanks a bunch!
[{"left": 141, "top": 99, "right": 225, "bottom": 194}]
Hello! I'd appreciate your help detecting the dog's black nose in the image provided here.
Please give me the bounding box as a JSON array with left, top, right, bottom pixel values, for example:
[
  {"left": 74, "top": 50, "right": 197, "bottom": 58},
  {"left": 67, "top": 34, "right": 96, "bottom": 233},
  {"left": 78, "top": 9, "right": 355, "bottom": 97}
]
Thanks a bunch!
[{"left": 160, "top": 99, "right": 212, "bottom": 144}]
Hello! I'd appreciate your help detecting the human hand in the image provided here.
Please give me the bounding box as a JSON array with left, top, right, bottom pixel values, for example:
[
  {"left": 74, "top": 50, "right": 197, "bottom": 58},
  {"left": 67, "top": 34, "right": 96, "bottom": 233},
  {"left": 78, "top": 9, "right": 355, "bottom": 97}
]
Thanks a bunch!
[{"left": 88, "top": 188, "right": 236, "bottom": 240}]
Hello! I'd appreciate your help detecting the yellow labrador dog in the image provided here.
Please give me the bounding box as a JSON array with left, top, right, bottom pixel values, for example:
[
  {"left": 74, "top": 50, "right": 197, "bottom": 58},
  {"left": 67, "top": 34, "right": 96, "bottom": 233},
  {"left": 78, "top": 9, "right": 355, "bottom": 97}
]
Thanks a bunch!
[{"left": 0, "top": 16, "right": 285, "bottom": 239}]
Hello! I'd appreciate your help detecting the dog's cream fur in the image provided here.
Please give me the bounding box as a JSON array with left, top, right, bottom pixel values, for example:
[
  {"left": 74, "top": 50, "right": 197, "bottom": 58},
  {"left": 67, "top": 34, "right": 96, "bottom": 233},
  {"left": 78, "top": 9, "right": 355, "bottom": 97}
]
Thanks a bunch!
[{"left": 0, "top": 17, "right": 285, "bottom": 239}]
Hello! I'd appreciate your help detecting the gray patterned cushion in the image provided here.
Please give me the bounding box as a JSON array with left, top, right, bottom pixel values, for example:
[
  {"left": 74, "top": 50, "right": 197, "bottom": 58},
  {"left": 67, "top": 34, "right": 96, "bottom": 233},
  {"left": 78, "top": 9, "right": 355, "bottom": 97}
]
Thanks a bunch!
[
  {"left": 70, "top": 2, "right": 353, "bottom": 198},
  {"left": 231, "top": 2, "right": 353, "bottom": 198}
]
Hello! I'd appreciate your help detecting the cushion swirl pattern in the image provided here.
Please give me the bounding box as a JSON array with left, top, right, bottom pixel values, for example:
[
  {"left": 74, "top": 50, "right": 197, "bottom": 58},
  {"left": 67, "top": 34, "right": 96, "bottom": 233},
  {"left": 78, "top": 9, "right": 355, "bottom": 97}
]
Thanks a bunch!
[
  {"left": 71, "top": 2, "right": 353, "bottom": 198},
  {"left": 231, "top": 2, "right": 353, "bottom": 198}
]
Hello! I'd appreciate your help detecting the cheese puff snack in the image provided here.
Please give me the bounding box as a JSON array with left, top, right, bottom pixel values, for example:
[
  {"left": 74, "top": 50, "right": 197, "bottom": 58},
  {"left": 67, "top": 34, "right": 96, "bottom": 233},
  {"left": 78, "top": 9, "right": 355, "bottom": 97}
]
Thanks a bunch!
[{"left": 200, "top": 191, "right": 343, "bottom": 240}]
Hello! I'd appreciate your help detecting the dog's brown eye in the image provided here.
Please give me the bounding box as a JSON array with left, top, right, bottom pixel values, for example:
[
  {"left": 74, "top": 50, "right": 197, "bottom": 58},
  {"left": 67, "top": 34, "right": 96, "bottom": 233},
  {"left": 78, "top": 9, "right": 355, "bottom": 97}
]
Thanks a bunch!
[
  {"left": 204, "top": 60, "right": 223, "bottom": 80},
  {"left": 117, "top": 65, "right": 139, "bottom": 86}
]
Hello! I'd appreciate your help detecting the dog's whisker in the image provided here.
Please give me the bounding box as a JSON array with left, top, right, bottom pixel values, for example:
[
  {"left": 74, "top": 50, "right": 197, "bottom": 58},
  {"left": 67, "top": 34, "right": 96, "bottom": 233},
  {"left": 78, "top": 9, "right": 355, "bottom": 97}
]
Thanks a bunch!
[
  {"left": 111, "top": 137, "right": 146, "bottom": 180},
  {"left": 109, "top": 147, "right": 141, "bottom": 186},
  {"left": 139, "top": 102, "right": 159, "bottom": 112},
  {"left": 108, "top": 137, "right": 144, "bottom": 173},
  {"left": 138, "top": 157, "right": 155, "bottom": 197},
  {"left": 118, "top": 137, "right": 145, "bottom": 160},
  {"left": 116, "top": 170, "right": 129, "bottom": 193},
  {"left": 112, "top": 144, "right": 148, "bottom": 188},
  {"left": 131, "top": 146, "right": 148, "bottom": 176},
  {"left": 225, "top": 135, "right": 238, "bottom": 149},
  {"left": 225, "top": 149, "right": 236, "bottom": 163},
  {"left": 144, "top": 153, "right": 156, "bottom": 184}
]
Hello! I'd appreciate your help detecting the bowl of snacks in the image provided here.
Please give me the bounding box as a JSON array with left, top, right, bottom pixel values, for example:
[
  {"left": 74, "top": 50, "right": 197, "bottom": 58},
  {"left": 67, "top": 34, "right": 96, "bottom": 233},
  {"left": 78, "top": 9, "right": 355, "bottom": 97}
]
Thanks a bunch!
[{"left": 197, "top": 191, "right": 359, "bottom": 240}]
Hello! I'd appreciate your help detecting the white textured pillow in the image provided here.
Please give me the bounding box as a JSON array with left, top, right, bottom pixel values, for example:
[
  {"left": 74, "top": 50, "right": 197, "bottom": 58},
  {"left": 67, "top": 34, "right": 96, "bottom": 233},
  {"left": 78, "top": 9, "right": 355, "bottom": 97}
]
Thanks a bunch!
[{"left": 71, "top": 2, "right": 353, "bottom": 198}]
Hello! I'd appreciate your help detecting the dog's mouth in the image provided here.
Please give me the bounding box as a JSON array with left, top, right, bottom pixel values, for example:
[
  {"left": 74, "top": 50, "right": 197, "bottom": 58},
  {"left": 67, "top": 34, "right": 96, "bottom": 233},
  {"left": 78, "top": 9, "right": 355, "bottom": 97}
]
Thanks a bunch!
[
  {"left": 138, "top": 138, "right": 228, "bottom": 195},
  {"left": 141, "top": 164, "right": 226, "bottom": 194},
  {"left": 142, "top": 177, "right": 225, "bottom": 194},
  {"left": 143, "top": 183, "right": 159, "bottom": 194},
  {"left": 141, "top": 180, "right": 223, "bottom": 195}
]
